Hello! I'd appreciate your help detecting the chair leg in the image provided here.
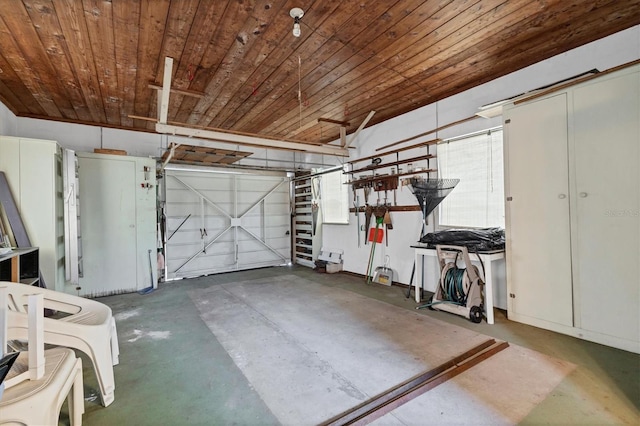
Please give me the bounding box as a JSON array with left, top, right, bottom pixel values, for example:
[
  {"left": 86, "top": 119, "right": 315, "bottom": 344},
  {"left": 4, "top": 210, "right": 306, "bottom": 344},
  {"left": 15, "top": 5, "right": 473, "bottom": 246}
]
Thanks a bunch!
[
  {"left": 110, "top": 317, "right": 120, "bottom": 366},
  {"left": 70, "top": 358, "right": 84, "bottom": 426},
  {"left": 90, "top": 343, "right": 116, "bottom": 406}
]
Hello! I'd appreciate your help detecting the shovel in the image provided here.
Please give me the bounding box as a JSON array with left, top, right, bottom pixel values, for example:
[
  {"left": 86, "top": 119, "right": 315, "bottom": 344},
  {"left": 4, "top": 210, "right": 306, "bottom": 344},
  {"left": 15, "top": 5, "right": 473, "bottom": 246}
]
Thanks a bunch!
[
  {"left": 364, "top": 204, "right": 373, "bottom": 245},
  {"left": 366, "top": 216, "right": 384, "bottom": 283}
]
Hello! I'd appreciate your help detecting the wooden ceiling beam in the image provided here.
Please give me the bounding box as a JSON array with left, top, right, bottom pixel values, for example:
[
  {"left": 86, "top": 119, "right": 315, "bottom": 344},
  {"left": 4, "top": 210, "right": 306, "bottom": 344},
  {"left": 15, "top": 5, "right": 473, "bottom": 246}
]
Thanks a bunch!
[
  {"left": 140, "top": 54, "right": 347, "bottom": 156},
  {"left": 287, "top": 119, "right": 320, "bottom": 137},
  {"left": 158, "top": 57, "right": 173, "bottom": 124},
  {"left": 317, "top": 117, "right": 350, "bottom": 126},
  {"left": 148, "top": 83, "right": 205, "bottom": 98},
  {"left": 346, "top": 110, "right": 376, "bottom": 148},
  {"left": 155, "top": 122, "right": 348, "bottom": 157}
]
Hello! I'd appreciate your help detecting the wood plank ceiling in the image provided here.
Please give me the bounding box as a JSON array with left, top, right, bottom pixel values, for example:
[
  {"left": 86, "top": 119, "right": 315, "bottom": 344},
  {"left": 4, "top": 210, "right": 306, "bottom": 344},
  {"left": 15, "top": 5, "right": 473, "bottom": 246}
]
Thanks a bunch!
[{"left": 0, "top": 0, "right": 638, "bottom": 146}]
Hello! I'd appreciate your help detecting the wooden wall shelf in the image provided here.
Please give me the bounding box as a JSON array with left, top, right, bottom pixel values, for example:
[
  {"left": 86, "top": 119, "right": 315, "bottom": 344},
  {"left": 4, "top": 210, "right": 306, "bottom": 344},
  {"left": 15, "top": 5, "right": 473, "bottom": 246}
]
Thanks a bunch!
[
  {"left": 346, "top": 154, "right": 436, "bottom": 175},
  {"left": 345, "top": 135, "right": 437, "bottom": 213},
  {"left": 346, "top": 169, "right": 437, "bottom": 187},
  {"left": 348, "top": 138, "right": 440, "bottom": 164}
]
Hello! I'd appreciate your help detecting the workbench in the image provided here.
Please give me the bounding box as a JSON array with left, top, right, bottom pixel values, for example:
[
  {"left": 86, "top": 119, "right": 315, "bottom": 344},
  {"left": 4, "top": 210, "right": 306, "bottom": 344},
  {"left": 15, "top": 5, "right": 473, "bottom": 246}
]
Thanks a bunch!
[{"left": 412, "top": 246, "right": 505, "bottom": 324}]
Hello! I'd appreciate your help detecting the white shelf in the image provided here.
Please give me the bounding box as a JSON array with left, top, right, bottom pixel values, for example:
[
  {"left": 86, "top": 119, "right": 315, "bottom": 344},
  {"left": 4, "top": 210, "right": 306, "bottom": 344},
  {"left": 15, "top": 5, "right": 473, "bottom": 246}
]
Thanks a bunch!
[{"left": 293, "top": 171, "right": 320, "bottom": 269}]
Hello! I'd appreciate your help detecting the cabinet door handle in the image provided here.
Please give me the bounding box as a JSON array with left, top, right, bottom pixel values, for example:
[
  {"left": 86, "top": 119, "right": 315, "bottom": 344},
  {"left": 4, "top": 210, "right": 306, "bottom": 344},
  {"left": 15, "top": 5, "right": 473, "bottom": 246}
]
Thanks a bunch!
[
  {"left": 558, "top": 194, "right": 567, "bottom": 199},
  {"left": 579, "top": 192, "right": 588, "bottom": 198}
]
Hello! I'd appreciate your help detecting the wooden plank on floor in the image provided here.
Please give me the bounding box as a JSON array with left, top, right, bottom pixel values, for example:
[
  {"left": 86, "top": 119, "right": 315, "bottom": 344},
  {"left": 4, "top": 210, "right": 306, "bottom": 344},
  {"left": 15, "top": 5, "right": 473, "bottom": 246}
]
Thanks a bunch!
[{"left": 320, "top": 339, "right": 497, "bottom": 426}]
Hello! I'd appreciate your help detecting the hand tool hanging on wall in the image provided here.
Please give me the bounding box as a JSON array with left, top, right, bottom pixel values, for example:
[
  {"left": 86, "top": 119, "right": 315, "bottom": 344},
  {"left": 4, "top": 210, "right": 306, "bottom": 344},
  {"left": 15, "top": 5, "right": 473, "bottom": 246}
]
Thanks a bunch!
[
  {"left": 363, "top": 185, "right": 370, "bottom": 205},
  {"left": 373, "top": 205, "right": 389, "bottom": 246},
  {"left": 311, "top": 202, "right": 319, "bottom": 236},
  {"left": 364, "top": 204, "right": 373, "bottom": 245},
  {"left": 354, "top": 194, "right": 361, "bottom": 248},
  {"left": 200, "top": 197, "right": 206, "bottom": 254},
  {"left": 200, "top": 227, "right": 208, "bottom": 253},
  {"left": 366, "top": 215, "right": 385, "bottom": 284},
  {"left": 383, "top": 209, "right": 393, "bottom": 246},
  {"left": 311, "top": 177, "right": 321, "bottom": 236}
]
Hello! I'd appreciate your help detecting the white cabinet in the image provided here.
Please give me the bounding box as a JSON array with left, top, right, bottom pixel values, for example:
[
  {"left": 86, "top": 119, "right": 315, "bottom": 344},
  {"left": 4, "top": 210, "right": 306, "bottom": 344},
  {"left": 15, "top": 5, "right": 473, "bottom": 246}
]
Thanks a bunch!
[
  {"left": 503, "top": 65, "right": 639, "bottom": 353},
  {"left": 77, "top": 152, "right": 157, "bottom": 296},
  {"left": 504, "top": 94, "right": 574, "bottom": 327},
  {"left": 0, "top": 136, "right": 66, "bottom": 292}
]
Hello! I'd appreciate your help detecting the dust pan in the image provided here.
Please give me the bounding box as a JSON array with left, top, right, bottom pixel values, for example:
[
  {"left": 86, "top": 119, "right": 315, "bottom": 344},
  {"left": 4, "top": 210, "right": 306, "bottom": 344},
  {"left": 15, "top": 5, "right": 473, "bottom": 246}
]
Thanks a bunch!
[{"left": 373, "top": 255, "right": 394, "bottom": 286}]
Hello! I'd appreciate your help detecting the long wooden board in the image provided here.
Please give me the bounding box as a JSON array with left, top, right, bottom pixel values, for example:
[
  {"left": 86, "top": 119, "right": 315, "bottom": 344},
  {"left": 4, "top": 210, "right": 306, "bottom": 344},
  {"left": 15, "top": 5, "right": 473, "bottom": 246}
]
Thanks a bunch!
[{"left": 321, "top": 339, "right": 509, "bottom": 426}]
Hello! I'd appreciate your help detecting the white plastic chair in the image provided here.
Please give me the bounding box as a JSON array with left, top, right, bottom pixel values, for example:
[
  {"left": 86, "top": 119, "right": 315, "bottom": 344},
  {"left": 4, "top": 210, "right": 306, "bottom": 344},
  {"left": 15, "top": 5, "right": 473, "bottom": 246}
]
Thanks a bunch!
[
  {"left": 0, "top": 289, "right": 84, "bottom": 425},
  {"left": 1, "top": 281, "right": 119, "bottom": 406}
]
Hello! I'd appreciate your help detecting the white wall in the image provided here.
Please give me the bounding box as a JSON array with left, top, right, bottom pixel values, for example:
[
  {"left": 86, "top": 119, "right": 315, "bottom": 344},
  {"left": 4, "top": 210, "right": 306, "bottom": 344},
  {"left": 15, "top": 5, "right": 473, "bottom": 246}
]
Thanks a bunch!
[
  {"left": 323, "top": 24, "right": 640, "bottom": 291},
  {"left": 0, "top": 102, "right": 17, "bottom": 136}
]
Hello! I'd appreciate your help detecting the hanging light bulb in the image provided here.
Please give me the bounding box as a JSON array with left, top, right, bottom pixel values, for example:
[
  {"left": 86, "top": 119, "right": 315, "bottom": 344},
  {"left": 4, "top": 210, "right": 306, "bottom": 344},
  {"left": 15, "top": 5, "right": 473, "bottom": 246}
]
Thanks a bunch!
[
  {"left": 290, "top": 8, "right": 304, "bottom": 38},
  {"left": 293, "top": 18, "right": 301, "bottom": 37}
]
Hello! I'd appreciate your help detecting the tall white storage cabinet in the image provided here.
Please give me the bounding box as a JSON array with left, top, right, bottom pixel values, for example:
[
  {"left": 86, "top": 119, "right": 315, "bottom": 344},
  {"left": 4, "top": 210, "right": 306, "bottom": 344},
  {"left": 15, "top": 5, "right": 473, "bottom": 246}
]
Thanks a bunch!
[
  {"left": 0, "top": 136, "right": 66, "bottom": 292},
  {"left": 503, "top": 64, "right": 639, "bottom": 353},
  {"left": 77, "top": 152, "right": 157, "bottom": 296}
]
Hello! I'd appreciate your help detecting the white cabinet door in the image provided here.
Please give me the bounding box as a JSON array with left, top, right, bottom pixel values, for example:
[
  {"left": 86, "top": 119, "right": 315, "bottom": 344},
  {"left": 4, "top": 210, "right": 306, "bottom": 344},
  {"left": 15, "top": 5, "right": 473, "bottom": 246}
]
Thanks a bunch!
[
  {"left": 572, "top": 71, "right": 640, "bottom": 341},
  {"left": 504, "top": 94, "right": 574, "bottom": 327},
  {"left": 78, "top": 157, "right": 138, "bottom": 296},
  {"left": 0, "top": 136, "right": 65, "bottom": 291},
  {"left": 19, "top": 139, "right": 63, "bottom": 291}
]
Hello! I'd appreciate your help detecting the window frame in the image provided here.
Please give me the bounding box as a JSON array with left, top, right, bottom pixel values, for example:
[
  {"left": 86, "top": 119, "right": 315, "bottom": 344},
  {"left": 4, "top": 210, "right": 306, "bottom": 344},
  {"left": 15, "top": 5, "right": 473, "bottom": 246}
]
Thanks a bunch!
[
  {"left": 318, "top": 166, "right": 350, "bottom": 225},
  {"left": 436, "top": 127, "right": 505, "bottom": 230}
]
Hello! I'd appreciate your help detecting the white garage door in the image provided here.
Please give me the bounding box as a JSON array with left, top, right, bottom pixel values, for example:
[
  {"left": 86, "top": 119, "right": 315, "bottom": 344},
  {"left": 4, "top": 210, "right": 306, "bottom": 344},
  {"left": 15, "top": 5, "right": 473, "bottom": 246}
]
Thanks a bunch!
[{"left": 164, "top": 167, "right": 291, "bottom": 280}]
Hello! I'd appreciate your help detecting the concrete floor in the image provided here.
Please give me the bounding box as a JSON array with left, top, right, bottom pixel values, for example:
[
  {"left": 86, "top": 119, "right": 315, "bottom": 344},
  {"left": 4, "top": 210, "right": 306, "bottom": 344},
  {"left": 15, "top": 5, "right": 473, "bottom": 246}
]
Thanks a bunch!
[{"left": 75, "top": 265, "right": 638, "bottom": 425}]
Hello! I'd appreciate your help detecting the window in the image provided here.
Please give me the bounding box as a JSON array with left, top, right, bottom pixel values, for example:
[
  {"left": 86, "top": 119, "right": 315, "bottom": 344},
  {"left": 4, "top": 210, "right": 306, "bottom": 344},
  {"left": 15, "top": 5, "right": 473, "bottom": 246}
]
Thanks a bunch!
[
  {"left": 319, "top": 168, "right": 349, "bottom": 224},
  {"left": 437, "top": 128, "right": 504, "bottom": 228}
]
